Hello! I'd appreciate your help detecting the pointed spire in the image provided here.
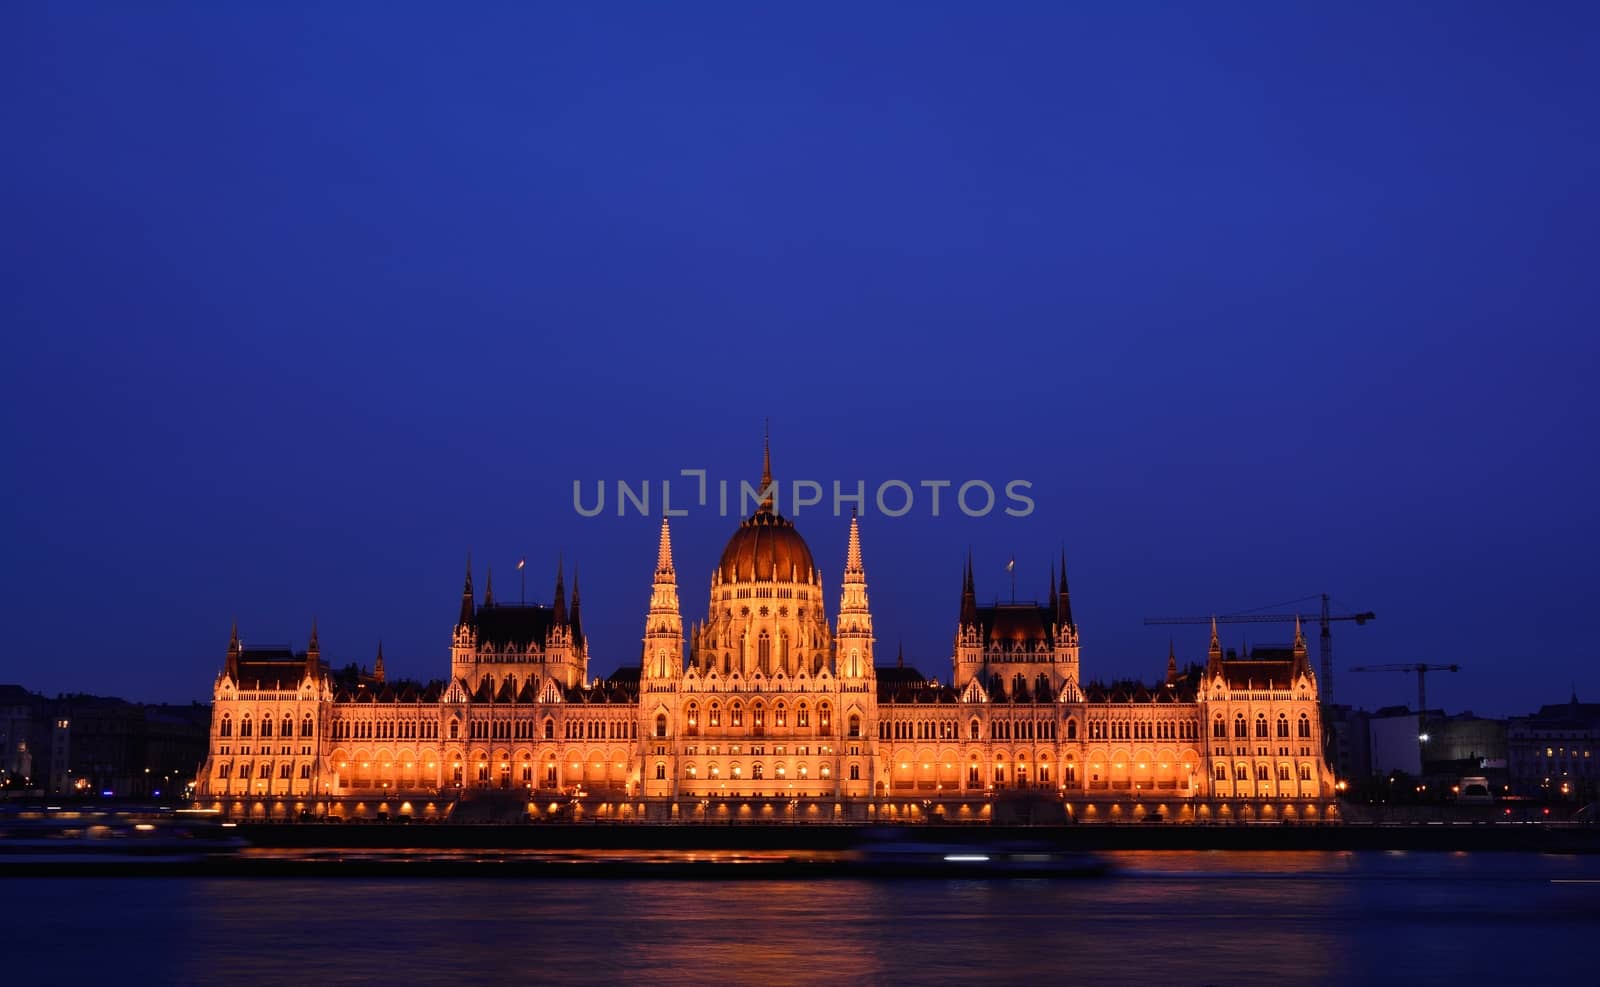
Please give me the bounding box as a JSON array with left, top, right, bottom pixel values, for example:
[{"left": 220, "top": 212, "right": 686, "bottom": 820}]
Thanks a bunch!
[
  {"left": 484, "top": 565, "right": 494, "bottom": 607},
  {"left": 228, "top": 619, "right": 240, "bottom": 656},
  {"left": 1208, "top": 616, "right": 1222, "bottom": 658},
  {"left": 897, "top": 640, "right": 904, "bottom": 669},
  {"left": 459, "top": 553, "right": 475, "bottom": 625},
  {"left": 656, "top": 516, "right": 675, "bottom": 576},
  {"left": 960, "top": 550, "right": 977, "bottom": 627},
  {"left": 374, "top": 641, "right": 386, "bottom": 684},
  {"left": 552, "top": 556, "right": 567, "bottom": 624},
  {"left": 1293, "top": 615, "right": 1307, "bottom": 654},
  {"left": 758, "top": 420, "right": 775, "bottom": 514},
  {"left": 226, "top": 620, "right": 240, "bottom": 679},
  {"left": 1056, "top": 549, "right": 1074, "bottom": 627},
  {"left": 570, "top": 566, "right": 583, "bottom": 645},
  {"left": 306, "top": 618, "right": 320, "bottom": 677},
  {"left": 1166, "top": 639, "right": 1178, "bottom": 686},
  {"left": 845, "top": 509, "right": 863, "bottom": 573}
]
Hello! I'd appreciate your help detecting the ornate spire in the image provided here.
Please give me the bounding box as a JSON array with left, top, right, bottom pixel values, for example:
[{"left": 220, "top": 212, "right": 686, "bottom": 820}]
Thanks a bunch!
[
  {"left": 374, "top": 641, "right": 386, "bottom": 684},
  {"left": 1056, "top": 549, "right": 1074, "bottom": 627},
  {"left": 1293, "top": 615, "right": 1307, "bottom": 654},
  {"left": 552, "top": 556, "right": 567, "bottom": 624},
  {"left": 226, "top": 620, "right": 240, "bottom": 679},
  {"left": 656, "top": 516, "right": 675, "bottom": 577},
  {"left": 306, "top": 618, "right": 320, "bottom": 677},
  {"left": 1166, "top": 640, "right": 1178, "bottom": 686},
  {"left": 960, "top": 550, "right": 977, "bottom": 627},
  {"left": 570, "top": 566, "right": 583, "bottom": 645},
  {"left": 758, "top": 420, "right": 775, "bottom": 514},
  {"left": 484, "top": 566, "right": 494, "bottom": 607},
  {"left": 845, "top": 509, "right": 863, "bottom": 575},
  {"left": 459, "top": 553, "right": 475, "bottom": 625}
]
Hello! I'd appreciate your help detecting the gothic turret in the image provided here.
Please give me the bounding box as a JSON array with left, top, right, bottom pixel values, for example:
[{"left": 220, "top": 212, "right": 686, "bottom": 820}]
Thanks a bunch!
[
  {"left": 374, "top": 641, "right": 386, "bottom": 684},
  {"left": 306, "top": 619, "right": 320, "bottom": 678},
  {"left": 643, "top": 517, "right": 683, "bottom": 683},
  {"left": 552, "top": 558, "right": 567, "bottom": 625},
  {"left": 1056, "top": 550, "right": 1074, "bottom": 629},
  {"left": 1207, "top": 616, "right": 1223, "bottom": 677},
  {"left": 226, "top": 620, "right": 240, "bottom": 680},
  {"left": 458, "top": 554, "right": 475, "bottom": 626},
  {"left": 836, "top": 511, "right": 874, "bottom": 680},
  {"left": 570, "top": 567, "right": 583, "bottom": 647}
]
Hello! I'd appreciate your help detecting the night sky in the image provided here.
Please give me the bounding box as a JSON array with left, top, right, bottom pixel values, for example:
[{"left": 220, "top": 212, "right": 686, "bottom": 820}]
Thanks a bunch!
[{"left": 4, "top": 4, "right": 1596, "bottom": 717}]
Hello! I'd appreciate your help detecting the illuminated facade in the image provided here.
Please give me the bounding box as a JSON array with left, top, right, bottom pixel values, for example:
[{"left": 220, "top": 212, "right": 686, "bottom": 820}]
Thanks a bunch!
[{"left": 196, "top": 448, "right": 1336, "bottom": 822}]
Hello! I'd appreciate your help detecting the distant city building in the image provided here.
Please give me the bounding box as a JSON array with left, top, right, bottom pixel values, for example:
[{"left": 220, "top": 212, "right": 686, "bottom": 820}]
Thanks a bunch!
[
  {"left": 0, "top": 687, "right": 210, "bottom": 796},
  {"left": 1507, "top": 694, "right": 1600, "bottom": 800},
  {"left": 195, "top": 445, "right": 1337, "bottom": 822},
  {"left": 1368, "top": 706, "right": 1422, "bottom": 777}
]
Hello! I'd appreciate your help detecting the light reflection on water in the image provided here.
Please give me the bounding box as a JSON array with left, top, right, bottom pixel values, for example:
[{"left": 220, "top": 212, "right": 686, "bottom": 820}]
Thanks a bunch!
[{"left": 10, "top": 852, "right": 1600, "bottom": 985}]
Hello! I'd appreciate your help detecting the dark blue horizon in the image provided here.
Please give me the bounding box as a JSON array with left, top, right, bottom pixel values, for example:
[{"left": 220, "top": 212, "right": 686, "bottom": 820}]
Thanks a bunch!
[{"left": 3, "top": 3, "right": 1596, "bottom": 718}]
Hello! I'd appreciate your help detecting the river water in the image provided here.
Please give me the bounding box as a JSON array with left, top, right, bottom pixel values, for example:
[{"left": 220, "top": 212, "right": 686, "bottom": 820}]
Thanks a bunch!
[{"left": 9, "top": 851, "right": 1599, "bottom": 985}]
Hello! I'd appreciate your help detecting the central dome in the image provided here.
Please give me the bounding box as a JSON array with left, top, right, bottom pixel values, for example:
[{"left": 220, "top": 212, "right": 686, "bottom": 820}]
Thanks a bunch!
[
  {"left": 716, "top": 430, "right": 814, "bottom": 583},
  {"left": 718, "top": 510, "right": 815, "bottom": 583}
]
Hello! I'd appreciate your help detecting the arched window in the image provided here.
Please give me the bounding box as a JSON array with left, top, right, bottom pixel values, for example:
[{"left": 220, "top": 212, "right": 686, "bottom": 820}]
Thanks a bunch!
[
  {"left": 1215, "top": 763, "right": 1228, "bottom": 780},
  {"left": 709, "top": 703, "right": 721, "bottom": 727},
  {"left": 1257, "top": 764, "right": 1270, "bottom": 781},
  {"left": 990, "top": 673, "right": 1004, "bottom": 698},
  {"left": 798, "top": 703, "right": 810, "bottom": 728},
  {"left": 1035, "top": 673, "right": 1050, "bottom": 701},
  {"left": 282, "top": 716, "right": 293, "bottom": 738},
  {"left": 449, "top": 719, "right": 460, "bottom": 740},
  {"left": 260, "top": 717, "right": 273, "bottom": 738},
  {"left": 753, "top": 704, "right": 765, "bottom": 731},
  {"left": 240, "top": 716, "right": 253, "bottom": 738},
  {"left": 1233, "top": 714, "right": 1247, "bottom": 738},
  {"left": 686, "top": 703, "right": 700, "bottom": 736},
  {"left": 1066, "top": 718, "right": 1077, "bottom": 740},
  {"left": 1299, "top": 763, "right": 1312, "bottom": 781},
  {"left": 758, "top": 631, "right": 771, "bottom": 674},
  {"left": 301, "top": 715, "right": 314, "bottom": 737},
  {"left": 819, "top": 704, "right": 831, "bottom": 733},
  {"left": 1213, "top": 716, "right": 1226, "bottom": 738},
  {"left": 1235, "top": 763, "right": 1248, "bottom": 781},
  {"left": 753, "top": 763, "right": 764, "bottom": 780},
  {"left": 219, "top": 715, "right": 233, "bottom": 738},
  {"left": 970, "top": 718, "right": 981, "bottom": 740},
  {"left": 544, "top": 718, "right": 554, "bottom": 739},
  {"left": 775, "top": 703, "right": 786, "bottom": 727},
  {"left": 1277, "top": 763, "right": 1290, "bottom": 781},
  {"left": 848, "top": 714, "right": 861, "bottom": 738},
  {"left": 1012, "top": 673, "right": 1026, "bottom": 699},
  {"left": 654, "top": 713, "right": 668, "bottom": 738},
  {"left": 655, "top": 762, "right": 666, "bottom": 780},
  {"left": 1255, "top": 714, "right": 1268, "bottom": 738},
  {"left": 731, "top": 703, "right": 743, "bottom": 727},
  {"left": 1277, "top": 714, "right": 1290, "bottom": 738},
  {"left": 1297, "top": 714, "right": 1312, "bottom": 738}
]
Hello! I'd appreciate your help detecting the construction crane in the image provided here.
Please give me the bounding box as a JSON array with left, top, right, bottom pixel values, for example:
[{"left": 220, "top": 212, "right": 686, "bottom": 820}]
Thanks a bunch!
[
  {"left": 1348, "top": 663, "right": 1462, "bottom": 763},
  {"left": 1144, "top": 594, "right": 1375, "bottom": 702}
]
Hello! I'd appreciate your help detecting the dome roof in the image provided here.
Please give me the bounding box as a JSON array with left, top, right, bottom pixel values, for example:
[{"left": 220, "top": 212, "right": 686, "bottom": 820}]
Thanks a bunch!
[
  {"left": 718, "top": 429, "right": 815, "bottom": 582},
  {"left": 718, "top": 510, "right": 814, "bottom": 583}
]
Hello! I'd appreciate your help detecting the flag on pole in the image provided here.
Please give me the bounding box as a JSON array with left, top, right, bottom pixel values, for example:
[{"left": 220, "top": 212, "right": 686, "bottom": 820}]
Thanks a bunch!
[
  {"left": 1005, "top": 558, "right": 1015, "bottom": 573},
  {"left": 516, "top": 558, "right": 526, "bottom": 570}
]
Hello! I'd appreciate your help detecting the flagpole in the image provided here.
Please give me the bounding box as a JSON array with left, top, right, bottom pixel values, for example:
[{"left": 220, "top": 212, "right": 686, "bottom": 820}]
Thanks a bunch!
[{"left": 518, "top": 558, "right": 526, "bottom": 604}]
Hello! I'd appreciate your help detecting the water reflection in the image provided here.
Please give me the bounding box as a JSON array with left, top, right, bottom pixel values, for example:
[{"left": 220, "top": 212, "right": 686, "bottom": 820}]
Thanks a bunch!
[{"left": 9, "top": 852, "right": 1599, "bottom": 985}]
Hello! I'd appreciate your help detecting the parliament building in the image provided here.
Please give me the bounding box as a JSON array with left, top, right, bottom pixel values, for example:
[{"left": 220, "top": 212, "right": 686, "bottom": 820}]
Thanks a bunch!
[{"left": 195, "top": 448, "right": 1336, "bottom": 823}]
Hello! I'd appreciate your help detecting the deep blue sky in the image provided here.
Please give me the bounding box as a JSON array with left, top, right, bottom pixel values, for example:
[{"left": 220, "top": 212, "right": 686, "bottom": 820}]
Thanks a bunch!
[{"left": 3, "top": 4, "right": 1596, "bottom": 717}]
